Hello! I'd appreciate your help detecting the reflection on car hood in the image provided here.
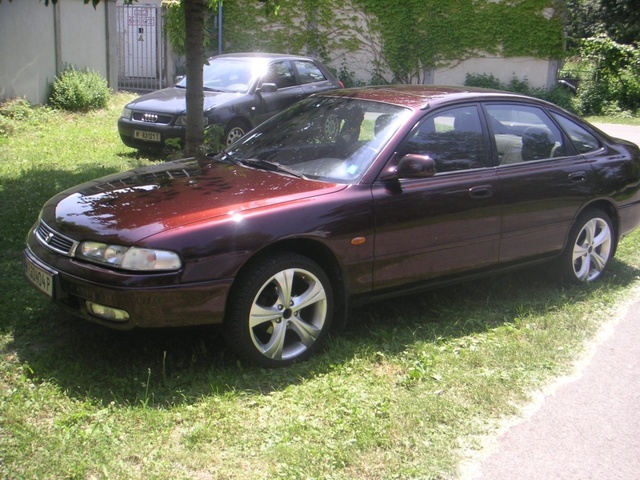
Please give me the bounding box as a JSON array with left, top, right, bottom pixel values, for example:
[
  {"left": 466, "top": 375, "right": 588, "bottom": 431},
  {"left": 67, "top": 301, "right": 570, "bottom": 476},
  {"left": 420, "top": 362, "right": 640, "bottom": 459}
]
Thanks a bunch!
[
  {"left": 44, "top": 158, "right": 345, "bottom": 244},
  {"left": 126, "top": 87, "right": 244, "bottom": 114}
]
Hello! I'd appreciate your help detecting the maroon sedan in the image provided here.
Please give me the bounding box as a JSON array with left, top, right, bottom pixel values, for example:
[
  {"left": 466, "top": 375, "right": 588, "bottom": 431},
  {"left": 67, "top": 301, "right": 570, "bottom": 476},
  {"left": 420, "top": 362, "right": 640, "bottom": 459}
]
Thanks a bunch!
[{"left": 24, "top": 86, "right": 640, "bottom": 366}]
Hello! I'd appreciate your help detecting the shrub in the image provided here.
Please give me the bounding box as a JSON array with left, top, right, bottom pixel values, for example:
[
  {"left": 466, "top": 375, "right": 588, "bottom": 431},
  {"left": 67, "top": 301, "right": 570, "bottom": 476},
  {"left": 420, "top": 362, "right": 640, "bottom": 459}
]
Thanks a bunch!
[
  {"left": 0, "top": 98, "right": 52, "bottom": 136},
  {"left": 562, "top": 35, "right": 640, "bottom": 116},
  {"left": 464, "top": 73, "right": 575, "bottom": 112},
  {"left": 48, "top": 67, "right": 110, "bottom": 112},
  {"left": 464, "top": 73, "right": 504, "bottom": 90}
]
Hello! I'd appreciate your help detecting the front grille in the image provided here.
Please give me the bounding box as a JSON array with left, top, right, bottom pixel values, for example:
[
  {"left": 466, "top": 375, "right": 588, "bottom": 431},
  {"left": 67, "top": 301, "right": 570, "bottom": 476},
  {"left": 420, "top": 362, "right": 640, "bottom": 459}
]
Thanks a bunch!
[
  {"left": 131, "top": 111, "right": 174, "bottom": 125},
  {"left": 35, "top": 221, "right": 78, "bottom": 257}
]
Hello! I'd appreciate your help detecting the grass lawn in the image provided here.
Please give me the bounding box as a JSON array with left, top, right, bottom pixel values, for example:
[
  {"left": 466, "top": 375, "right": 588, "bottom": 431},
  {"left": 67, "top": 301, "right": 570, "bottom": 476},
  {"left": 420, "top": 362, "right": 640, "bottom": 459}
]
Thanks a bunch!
[{"left": 1, "top": 95, "right": 640, "bottom": 479}]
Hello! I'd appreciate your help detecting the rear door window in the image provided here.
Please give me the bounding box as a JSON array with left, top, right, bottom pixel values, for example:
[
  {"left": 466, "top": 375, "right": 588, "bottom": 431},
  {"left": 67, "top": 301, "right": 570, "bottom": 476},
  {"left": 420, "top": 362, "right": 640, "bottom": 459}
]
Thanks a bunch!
[
  {"left": 485, "top": 104, "right": 567, "bottom": 164},
  {"left": 292, "top": 60, "right": 328, "bottom": 85}
]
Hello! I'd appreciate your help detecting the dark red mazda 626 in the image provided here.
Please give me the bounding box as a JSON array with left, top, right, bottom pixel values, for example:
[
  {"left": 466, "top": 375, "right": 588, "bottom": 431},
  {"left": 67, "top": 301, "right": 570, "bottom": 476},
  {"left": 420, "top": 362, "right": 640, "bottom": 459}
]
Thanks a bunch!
[{"left": 24, "top": 86, "right": 640, "bottom": 366}]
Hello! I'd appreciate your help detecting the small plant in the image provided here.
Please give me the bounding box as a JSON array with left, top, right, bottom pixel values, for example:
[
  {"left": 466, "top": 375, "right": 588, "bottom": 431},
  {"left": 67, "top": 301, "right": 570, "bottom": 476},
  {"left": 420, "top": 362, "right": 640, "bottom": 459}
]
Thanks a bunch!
[
  {"left": 337, "top": 64, "right": 366, "bottom": 88},
  {"left": 0, "top": 98, "right": 52, "bottom": 136},
  {"left": 204, "top": 124, "right": 226, "bottom": 153},
  {"left": 48, "top": 66, "right": 110, "bottom": 112}
]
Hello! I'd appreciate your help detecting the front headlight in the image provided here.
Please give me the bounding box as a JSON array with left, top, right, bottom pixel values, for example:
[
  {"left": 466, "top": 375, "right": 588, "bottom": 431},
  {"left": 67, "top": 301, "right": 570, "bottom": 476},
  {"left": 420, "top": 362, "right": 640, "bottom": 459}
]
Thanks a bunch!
[
  {"left": 77, "top": 242, "right": 182, "bottom": 271},
  {"left": 175, "top": 115, "right": 209, "bottom": 127},
  {"left": 121, "top": 107, "right": 133, "bottom": 120}
]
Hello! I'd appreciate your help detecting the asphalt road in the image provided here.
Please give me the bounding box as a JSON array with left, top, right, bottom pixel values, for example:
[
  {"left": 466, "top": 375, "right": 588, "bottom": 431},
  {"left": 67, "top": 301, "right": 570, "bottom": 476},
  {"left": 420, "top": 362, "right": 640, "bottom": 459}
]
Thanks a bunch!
[{"left": 462, "top": 123, "right": 640, "bottom": 480}]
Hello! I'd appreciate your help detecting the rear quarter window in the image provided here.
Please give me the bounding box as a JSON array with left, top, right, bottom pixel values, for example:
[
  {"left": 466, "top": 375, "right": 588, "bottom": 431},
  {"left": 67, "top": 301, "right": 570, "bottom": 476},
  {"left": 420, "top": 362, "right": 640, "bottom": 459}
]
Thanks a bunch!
[{"left": 551, "top": 113, "right": 601, "bottom": 154}]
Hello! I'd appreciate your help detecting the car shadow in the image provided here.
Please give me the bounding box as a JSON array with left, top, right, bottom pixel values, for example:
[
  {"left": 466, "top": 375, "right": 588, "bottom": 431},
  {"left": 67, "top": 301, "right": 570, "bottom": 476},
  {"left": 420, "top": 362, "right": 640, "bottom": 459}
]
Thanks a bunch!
[{"left": 6, "top": 256, "right": 639, "bottom": 410}]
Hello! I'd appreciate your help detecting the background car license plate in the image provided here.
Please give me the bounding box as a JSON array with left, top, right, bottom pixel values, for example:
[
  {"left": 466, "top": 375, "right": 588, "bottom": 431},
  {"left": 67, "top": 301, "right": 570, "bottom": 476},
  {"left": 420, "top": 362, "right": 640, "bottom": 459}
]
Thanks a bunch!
[
  {"left": 134, "top": 130, "right": 161, "bottom": 142},
  {"left": 25, "top": 256, "right": 54, "bottom": 297}
]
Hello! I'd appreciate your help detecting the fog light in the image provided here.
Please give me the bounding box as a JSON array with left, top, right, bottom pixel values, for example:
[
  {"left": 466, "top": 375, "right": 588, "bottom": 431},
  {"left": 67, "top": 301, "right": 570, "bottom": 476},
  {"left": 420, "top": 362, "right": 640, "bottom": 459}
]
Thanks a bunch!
[{"left": 86, "top": 301, "right": 130, "bottom": 322}]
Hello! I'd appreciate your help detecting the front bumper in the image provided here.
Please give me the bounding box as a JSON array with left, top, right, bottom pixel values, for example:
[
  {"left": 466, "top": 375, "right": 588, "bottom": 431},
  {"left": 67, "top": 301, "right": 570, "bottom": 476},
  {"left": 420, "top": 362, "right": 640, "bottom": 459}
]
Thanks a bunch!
[
  {"left": 23, "top": 245, "right": 231, "bottom": 330},
  {"left": 117, "top": 118, "right": 186, "bottom": 150}
]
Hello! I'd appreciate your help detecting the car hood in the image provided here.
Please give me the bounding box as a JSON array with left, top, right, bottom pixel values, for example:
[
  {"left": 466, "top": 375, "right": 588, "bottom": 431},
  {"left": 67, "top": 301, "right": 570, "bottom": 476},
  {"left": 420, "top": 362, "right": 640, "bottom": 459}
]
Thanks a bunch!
[
  {"left": 43, "top": 157, "right": 346, "bottom": 245},
  {"left": 126, "top": 87, "right": 245, "bottom": 114}
]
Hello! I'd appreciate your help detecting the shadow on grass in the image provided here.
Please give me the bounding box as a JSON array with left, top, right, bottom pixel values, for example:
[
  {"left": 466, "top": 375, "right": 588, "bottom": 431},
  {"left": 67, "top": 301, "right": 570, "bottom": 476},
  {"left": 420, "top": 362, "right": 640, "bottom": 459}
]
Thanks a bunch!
[
  {"left": 4, "top": 162, "right": 640, "bottom": 409},
  {"left": 6, "top": 255, "right": 639, "bottom": 410}
]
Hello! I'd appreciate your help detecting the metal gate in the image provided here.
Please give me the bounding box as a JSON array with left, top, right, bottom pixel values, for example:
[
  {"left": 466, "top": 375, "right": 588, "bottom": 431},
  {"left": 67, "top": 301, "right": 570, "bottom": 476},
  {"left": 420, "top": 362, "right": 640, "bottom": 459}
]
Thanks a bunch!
[{"left": 116, "top": 4, "right": 168, "bottom": 92}]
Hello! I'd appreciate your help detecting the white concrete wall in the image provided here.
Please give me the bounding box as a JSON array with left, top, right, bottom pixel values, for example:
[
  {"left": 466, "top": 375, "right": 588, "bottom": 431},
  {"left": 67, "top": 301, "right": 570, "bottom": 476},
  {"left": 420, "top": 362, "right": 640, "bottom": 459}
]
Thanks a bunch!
[
  {"left": 0, "top": 1, "right": 57, "bottom": 104},
  {"left": 0, "top": 0, "right": 115, "bottom": 105},
  {"left": 58, "top": 1, "right": 109, "bottom": 77}
]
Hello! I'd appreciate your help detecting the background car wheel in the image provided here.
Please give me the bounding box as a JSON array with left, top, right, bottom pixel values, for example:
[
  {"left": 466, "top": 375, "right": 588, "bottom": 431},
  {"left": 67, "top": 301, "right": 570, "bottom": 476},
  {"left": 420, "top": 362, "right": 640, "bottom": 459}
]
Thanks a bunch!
[
  {"left": 224, "top": 252, "right": 334, "bottom": 367},
  {"left": 323, "top": 114, "right": 340, "bottom": 141},
  {"left": 560, "top": 208, "right": 615, "bottom": 284},
  {"left": 224, "top": 120, "right": 249, "bottom": 146}
]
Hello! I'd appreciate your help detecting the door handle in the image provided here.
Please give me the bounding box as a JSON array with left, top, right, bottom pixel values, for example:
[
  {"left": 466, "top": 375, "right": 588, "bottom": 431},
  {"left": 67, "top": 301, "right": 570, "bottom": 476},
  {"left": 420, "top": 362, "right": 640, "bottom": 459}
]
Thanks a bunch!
[
  {"left": 569, "top": 171, "right": 587, "bottom": 182},
  {"left": 468, "top": 185, "right": 493, "bottom": 199}
]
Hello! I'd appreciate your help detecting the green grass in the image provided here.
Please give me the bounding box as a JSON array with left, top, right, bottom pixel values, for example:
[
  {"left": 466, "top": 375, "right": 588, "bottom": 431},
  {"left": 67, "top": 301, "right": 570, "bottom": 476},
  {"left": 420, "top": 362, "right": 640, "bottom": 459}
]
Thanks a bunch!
[
  {"left": 586, "top": 115, "right": 640, "bottom": 126},
  {"left": 1, "top": 96, "right": 640, "bottom": 479}
]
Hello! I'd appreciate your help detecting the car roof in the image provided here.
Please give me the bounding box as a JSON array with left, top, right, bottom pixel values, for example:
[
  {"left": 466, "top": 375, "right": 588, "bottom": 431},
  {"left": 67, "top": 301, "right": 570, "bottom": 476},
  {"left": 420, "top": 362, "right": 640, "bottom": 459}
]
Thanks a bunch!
[
  {"left": 317, "top": 85, "right": 540, "bottom": 111},
  {"left": 208, "top": 52, "right": 321, "bottom": 62}
]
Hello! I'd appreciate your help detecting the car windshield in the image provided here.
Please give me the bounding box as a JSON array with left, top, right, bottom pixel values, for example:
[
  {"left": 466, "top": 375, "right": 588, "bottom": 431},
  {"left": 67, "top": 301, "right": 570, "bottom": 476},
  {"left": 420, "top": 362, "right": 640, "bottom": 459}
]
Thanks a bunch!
[
  {"left": 177, "top": 58, "right": 262, "bottom": 94},
  {"left": 224, "top": 96, "right": 410, "bottom": 183}
]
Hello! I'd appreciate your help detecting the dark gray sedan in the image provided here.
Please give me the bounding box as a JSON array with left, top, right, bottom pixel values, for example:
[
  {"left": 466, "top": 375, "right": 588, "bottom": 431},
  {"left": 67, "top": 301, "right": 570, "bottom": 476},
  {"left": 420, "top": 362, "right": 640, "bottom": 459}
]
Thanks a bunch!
[{"left": 118, "top": 52, "right": 343, "bottom": 151}]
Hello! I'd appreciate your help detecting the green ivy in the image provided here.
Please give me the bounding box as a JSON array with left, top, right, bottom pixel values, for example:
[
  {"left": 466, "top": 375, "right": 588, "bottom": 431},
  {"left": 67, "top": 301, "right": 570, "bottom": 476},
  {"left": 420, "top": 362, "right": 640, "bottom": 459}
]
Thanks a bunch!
[
  {"left": 170, "top": 0, "right": 565, "bottom": 85},
  {"left": 356, "top": 0, "right": 564, "bottom": 81}
]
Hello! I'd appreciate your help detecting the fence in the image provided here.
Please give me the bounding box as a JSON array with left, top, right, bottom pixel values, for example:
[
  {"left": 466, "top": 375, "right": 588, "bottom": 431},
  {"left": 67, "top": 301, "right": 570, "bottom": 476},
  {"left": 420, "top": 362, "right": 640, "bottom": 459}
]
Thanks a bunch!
[{"left": 116, "top": 4, "right": 169, "bottom": 92}]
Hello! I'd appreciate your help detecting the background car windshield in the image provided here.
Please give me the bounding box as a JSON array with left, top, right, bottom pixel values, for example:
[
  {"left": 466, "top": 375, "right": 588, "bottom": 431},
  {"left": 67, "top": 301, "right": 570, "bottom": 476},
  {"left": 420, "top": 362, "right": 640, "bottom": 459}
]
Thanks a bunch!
[
  {"left": 177, "top": 58, "right": 257, "bottom": 93},
  {"left": 226, "top": 97, "right": 410, "bottom": 183}
]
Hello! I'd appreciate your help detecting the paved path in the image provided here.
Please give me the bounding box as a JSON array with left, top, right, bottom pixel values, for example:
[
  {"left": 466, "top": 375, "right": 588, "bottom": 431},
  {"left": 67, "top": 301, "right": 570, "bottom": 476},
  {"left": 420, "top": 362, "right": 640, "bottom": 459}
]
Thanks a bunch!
[
  {"left": 462, "top": 123, "right": 640, "bottom": 480},
  {"left": 464, "top": 294, "right": 640, "bottom": 479},
  {"left": 594, "top": 123, "right": 640, "bottom": 146}
]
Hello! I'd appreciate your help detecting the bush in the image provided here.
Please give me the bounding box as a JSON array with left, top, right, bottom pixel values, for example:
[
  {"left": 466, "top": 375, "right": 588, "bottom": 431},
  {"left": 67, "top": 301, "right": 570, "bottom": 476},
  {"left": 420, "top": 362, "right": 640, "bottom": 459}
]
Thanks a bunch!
[
  {"left": 0, "top": 98, "right": 52, "bottom": 136},
  {"left": 48, "top": 67, "right": 110, "bottom": 112},
  {"left": 464, "top": 73, "right": 575, "bottom": 111},
  {"left": 561, "top": 35, "right": 640, "bottom": 116}
]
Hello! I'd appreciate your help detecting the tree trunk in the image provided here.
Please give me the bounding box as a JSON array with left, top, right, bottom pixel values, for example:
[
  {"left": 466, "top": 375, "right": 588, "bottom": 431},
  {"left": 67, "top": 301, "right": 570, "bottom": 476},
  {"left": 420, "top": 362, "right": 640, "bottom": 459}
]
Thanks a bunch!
[{"left": 183, "top": 0, "right": 205, "bottom": 156}]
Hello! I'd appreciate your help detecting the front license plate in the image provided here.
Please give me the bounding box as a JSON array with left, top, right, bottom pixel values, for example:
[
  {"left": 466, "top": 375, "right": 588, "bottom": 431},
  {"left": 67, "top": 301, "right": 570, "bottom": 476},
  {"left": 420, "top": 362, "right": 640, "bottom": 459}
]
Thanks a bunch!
[
  {"left": 25, "top": 256, "right": 55, "bottom": 298},
  {"left": 134, "top": 130, "right": 161, "bottom": 142}
]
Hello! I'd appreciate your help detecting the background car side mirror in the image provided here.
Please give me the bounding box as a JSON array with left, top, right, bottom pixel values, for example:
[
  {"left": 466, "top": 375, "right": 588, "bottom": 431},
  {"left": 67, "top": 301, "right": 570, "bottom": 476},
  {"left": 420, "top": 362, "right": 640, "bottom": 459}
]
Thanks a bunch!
[
  {"left": 174, "top": 75, "right": 185, "bottom": 84},
  {"left": 258, "top": 83, "right": 278, "bottom": 93},
  {"left": 380, "top": 154, "right": 436, "bottom": 180}
]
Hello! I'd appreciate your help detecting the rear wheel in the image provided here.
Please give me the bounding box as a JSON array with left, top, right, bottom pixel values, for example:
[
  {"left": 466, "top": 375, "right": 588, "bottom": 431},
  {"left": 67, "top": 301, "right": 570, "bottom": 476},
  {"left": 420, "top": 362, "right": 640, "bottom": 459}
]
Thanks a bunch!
[
  {"left": 223, "top": 253, "right": 333, "bottom": 367},
  {"left": 560, "top": 209, "right": 614, "bottom": 284}
]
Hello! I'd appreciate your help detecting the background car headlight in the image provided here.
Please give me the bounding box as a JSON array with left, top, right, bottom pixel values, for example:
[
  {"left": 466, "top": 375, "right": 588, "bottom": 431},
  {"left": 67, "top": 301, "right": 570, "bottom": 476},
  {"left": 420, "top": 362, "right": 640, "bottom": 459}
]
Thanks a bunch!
[
  {"left": 175, "top": 115, "right": 209, "bottom": 127},
  {"left": 121, "top": 107, "right": 132, "bottom": 120},
  {"left": 77, "top": 241, "right": 181, "bottom": 271}
]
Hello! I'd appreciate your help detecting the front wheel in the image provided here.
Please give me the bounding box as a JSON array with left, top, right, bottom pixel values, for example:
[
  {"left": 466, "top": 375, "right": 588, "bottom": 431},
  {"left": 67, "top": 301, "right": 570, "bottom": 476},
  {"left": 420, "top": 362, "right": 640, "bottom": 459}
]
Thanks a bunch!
[
  {"left": 223, "top": 253, "right": 334, "bottom": 367},
  {"left": 560, "top": 209, "right": 615, "bottom": 284},
  {"left": 223, "top": 120, "right": 249, "bottom": 146}
]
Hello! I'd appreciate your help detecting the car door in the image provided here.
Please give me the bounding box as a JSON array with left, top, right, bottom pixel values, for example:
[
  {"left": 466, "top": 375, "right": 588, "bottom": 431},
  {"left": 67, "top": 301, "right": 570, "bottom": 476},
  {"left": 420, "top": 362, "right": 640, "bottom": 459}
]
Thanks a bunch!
[
  {"left": 254, "top": 60, "right": 306, "bottom": 125},
  {"left": 485, "top": 102, "right": 594, "bottom": 263},
  {"left": 372, "top": 104, "right": 502, "bottom": 291}
]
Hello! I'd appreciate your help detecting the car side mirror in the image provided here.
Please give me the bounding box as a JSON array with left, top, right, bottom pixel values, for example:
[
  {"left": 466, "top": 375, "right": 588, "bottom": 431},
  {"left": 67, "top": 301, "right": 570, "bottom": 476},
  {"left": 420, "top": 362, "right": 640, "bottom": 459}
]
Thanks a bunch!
[
  {"left": 174, "top": 75, "right": 185, "bottom": 84},
  {"left": 258, "top": 83, "right": 278, "bottom": 93},
  {"left": 380, "top": 154, "right": 436, "bottom": 181}
]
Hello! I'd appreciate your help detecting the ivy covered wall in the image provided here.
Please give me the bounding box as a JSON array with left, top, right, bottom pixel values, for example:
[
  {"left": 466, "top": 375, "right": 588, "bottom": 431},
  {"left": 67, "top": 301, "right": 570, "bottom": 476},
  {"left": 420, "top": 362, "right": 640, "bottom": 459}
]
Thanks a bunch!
[{"left": 220, "top": 0, "right": 564, "bottom": 87}]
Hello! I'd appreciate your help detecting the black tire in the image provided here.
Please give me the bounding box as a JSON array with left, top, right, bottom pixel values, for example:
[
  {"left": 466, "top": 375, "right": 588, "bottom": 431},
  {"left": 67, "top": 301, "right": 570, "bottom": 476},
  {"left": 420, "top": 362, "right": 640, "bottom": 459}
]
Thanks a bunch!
[
  {"left": 223, "top": 120, "right": 249, "bottom": 146},
  {"left": 223, "top": 252, "right": 334, "bottom": 367},
  {"left": 560, "top": 208, "right": 615, "bottom": 284}
]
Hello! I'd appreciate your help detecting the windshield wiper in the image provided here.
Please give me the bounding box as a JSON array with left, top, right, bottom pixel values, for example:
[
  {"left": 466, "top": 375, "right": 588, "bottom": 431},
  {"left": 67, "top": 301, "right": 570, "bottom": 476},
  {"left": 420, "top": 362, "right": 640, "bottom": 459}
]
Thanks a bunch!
[{"left": 240, "top": 158, "right": 307, "bottom": 179}]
